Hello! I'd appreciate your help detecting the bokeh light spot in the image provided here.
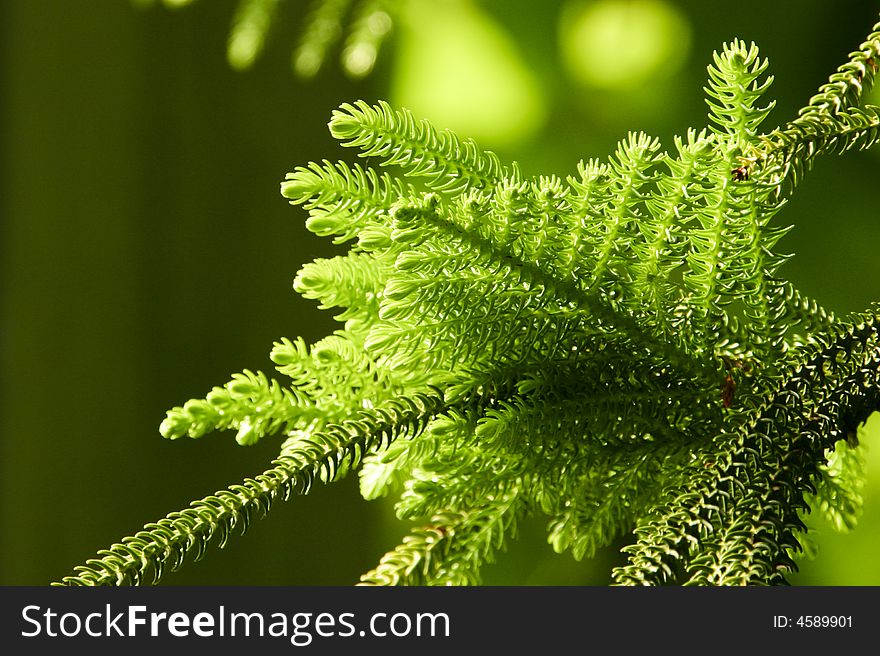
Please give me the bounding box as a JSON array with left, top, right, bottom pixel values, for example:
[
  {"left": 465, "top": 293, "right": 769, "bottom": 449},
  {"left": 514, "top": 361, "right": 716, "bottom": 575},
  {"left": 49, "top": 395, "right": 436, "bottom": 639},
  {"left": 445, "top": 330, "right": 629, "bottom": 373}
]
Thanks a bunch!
[
  {"left": 560, "top": 0, "right": 691, "bottom": 90},
  {"left": 391, "top": 0, "right": 545, "bottom": 148}
]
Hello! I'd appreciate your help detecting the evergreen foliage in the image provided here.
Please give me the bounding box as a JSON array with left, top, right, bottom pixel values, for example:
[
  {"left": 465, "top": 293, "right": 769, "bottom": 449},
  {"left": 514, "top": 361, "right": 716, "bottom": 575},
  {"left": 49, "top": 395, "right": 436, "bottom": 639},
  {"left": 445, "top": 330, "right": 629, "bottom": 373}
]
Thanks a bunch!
[{"left": 58, "top": 16, "right": 880, "bottom": 586}]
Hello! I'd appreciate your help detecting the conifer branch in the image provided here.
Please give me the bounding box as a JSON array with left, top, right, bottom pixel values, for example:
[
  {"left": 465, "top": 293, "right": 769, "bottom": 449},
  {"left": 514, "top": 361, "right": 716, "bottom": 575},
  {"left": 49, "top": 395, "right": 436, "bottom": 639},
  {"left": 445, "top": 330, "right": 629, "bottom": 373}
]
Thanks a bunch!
[
  {"left": 64, "top": 11, "right": 880, "bottom": 586},
  {"left": 282, "top": 159, "right": 417, "bottom": 243},
  {"left": 328, "top": 100, "right": 520, "bottom": 193},
  {"left": 359, "top": 495, "right": 524, "bottom": 586},
  {"left": 799, "top": 18, "right": 880, "bottom": 119},
  {"left": 756, "top": 18, "right": 880, "bottom": 195},
  {"left": 56, "top": 391, "right": 444, "bottom": 585},
  {"left": 612, "top": 310, "right": 880, "bottom": 585}
]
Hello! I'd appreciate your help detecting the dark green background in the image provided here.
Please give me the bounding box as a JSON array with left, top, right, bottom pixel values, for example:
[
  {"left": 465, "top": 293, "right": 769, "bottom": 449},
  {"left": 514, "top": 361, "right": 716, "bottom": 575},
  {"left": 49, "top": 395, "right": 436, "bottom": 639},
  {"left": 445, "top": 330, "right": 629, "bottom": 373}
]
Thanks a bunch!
[{"left": 2, "top": 0, "right": 879, "bottom": 585}]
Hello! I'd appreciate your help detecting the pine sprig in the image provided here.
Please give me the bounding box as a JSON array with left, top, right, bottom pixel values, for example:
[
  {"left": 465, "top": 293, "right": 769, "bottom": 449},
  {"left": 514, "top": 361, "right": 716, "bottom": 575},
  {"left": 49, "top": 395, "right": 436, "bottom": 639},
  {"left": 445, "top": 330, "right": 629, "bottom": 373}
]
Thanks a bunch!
[
  {"left": 282, "top": 159, "right": 417, "bottom": 243},
  {"left": 756, "top": 17, "right": 880, "bottom": 195},
  {"left": 58, "top": 391, "right": 445, "bottom": 586},
  {"left": 160, "top": 369, "right": 312, "bottom": 445},
  {"left": 359, "top": 495, "right": 524, "bottom": 586},
  {"left": 328, "top": 100, "right": 520, "bottom": 193},
  {"left": 799, "top": 18, "right": 880, "bottom": 118},
  {"left": 808, "top": 440, "right": 866, "bottom": 533}
]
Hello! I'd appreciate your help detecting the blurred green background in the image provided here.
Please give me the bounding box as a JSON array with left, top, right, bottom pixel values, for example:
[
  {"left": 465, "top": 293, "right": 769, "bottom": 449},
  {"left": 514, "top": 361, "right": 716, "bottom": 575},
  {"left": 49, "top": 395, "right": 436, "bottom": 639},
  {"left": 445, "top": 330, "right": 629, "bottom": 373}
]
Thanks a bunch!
[{"left": 2, "top": 0, "right": 879, "bottom": 586}]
